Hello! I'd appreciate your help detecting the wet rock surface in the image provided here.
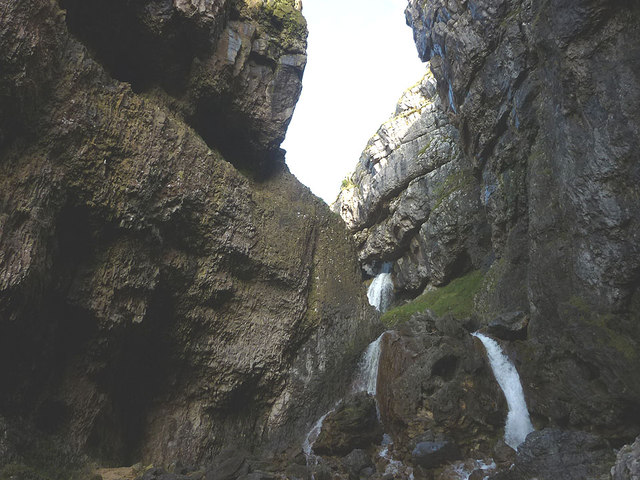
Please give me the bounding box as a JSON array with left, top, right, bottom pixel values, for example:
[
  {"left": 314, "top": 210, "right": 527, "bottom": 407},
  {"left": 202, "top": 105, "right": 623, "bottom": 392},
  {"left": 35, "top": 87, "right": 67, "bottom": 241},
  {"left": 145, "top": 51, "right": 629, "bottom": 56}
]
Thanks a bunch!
[
  {"left": 0, "top": 0, "right": 379, "bottom": 469},
  {"left": 411, "top": 439, "right": 460, "bottom": 469},
  {"left": 488, "top": 429, "right": 614, "bottom": 480},
  {"left": 313, "top": 393, "right": 383, "bottom": 457}
]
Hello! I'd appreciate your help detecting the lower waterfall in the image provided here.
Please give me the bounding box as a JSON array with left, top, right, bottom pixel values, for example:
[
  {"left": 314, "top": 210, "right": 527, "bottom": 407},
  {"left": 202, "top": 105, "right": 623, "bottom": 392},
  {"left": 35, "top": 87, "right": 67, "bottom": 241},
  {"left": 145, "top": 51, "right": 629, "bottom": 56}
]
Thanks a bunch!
[
  {"left": 472, "top": 332, "right": 534, "bottom": 449},
  {"left": 351, "top": 331, "right": 385, "bottom": 395},
  {"left": 303, "top": 332, "right": 386, "bottom": 462},
  {"left": 302, "top": 409, "right": 333, "bottom": 466}
]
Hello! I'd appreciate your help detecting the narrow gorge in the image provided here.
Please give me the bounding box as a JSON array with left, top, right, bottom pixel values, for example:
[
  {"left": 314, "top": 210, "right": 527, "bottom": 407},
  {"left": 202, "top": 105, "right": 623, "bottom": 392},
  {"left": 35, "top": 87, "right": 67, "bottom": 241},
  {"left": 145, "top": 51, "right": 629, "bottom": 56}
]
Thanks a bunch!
[{"left": 1, "top": 0, "right": 640, "bottom": 479}]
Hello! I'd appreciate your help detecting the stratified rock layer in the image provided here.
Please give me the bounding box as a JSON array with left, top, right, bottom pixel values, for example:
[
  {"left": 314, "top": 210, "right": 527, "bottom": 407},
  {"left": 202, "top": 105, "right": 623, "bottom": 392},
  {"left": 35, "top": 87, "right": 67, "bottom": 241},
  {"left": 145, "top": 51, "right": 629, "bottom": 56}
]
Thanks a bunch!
[
  {"left": 338, "top": 0, "right": 640, "bottom": 448},
  {"left": 333, "top": 71, "right": 490, "bottom": 295},
  {"left": 0, "top": 0, "right": 379, "bottom": 467},
  {"left": 403, "top": 0, "right": 640, "bottom": 444}
]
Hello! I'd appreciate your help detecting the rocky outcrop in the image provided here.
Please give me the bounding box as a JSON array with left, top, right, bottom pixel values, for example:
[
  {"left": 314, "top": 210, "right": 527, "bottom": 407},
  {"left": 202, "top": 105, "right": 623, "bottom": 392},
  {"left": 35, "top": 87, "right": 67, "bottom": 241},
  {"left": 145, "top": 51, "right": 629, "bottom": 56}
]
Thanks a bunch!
[
  {"left": 407, "top": 0, "right": 640, "bottom": 445},
  {"left": 57, "top": 0, "right": 307, "bottom": 170},
  {"left": 488, "top": 429, "right": 614, "bottom": 480},
  {"left": 0, "top": 0, "right": 379, "bottom": 469},
  {"left": 338, "top": 0, "right": 640, "bottom": 448},
  {"left": 376, "top": 313, "right": 504, "bottom": 461},
  {"left": 333, "top": 71, "right": 490, "bottom": 296}
]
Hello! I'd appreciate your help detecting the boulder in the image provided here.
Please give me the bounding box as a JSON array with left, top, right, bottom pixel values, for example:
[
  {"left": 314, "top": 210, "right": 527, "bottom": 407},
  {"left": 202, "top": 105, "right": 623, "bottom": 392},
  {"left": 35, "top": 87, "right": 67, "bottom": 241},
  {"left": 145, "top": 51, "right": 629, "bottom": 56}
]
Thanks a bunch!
[
  {"left": 204, "top": 449, "right": 251, "bottom": 480},
  {"left": 376, "top": 318, "right": 504, "bottom": 458},
  {"left": 488, "top": 429, "right": 614, "bottom": 480},
  {"left": 341, "top": 449, "right": 373, "bottom": 480},
  {"left": 313, "top": 393, "right": 383, "bottom": 457},
  {"left": 412, "top": 440, "right": 460, "bottom": 469}
]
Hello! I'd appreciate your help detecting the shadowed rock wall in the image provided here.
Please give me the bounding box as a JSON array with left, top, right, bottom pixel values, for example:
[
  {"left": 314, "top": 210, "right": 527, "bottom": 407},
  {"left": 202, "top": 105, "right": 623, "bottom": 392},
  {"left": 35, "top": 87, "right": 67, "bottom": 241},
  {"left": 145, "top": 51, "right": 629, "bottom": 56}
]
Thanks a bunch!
[{"left": 0, "top": 0, "right": 380, "bottom": 467}]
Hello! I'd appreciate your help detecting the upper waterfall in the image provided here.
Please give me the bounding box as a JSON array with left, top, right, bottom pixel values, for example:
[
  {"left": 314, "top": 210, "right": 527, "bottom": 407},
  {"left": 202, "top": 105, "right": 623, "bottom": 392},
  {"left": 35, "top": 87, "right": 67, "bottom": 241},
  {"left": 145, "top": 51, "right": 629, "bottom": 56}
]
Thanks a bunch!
[
  {"left": 367, "top": 268, "right": 394, "bottom": 313},
  {"left": 472, "top": 332, "right": 534, "bottom": 450}
]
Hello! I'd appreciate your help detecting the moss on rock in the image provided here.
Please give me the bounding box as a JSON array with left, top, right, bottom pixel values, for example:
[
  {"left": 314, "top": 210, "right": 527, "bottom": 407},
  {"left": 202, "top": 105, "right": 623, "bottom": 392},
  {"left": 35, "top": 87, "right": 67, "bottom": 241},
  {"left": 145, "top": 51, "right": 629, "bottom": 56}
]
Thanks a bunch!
[{"left": 381, "top": 270, "right": 483, "bottom": 326}]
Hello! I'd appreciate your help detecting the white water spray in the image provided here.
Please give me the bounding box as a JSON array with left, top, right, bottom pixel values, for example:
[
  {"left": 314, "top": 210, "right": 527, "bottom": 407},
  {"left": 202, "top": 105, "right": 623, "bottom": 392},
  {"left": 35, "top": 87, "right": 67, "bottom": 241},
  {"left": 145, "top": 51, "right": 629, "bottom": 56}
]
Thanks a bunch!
[
  {"left": 449, "top": 459, "right": 497, "bottom": 480},
  {"left": 302, "top": 409, "right": 333, "bottom": 464},
  {"left": 302, "top": 409, "right": 333, "bottom": 466},
  {"left": 352, "top": 332, "right": 386, "bottom": 395},
  {"left": 367, "top": 268, "right": 394, "bottom": 312},
  {"left": 472, "top": 332, "right": 534, "bottom": 450}
]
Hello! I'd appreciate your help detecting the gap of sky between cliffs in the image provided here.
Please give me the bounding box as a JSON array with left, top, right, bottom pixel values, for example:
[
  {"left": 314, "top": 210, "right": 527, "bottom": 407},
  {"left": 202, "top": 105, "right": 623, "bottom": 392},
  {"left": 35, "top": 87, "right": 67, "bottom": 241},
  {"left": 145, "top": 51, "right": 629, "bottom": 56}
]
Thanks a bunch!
[{"left": 282, "top": 0, "right": 426, "bottom": 204}]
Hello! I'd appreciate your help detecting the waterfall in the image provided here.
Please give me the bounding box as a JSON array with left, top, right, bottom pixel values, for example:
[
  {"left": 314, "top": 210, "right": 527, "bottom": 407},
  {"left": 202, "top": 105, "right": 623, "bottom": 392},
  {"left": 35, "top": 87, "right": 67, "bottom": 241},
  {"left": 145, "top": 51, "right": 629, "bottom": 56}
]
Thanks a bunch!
[
  {"left": 472, "top": 332, "right": 534, "bottom": 450},
  {"left": 352, "top": 332, "right": 386, "bottom": 395},
  {"left": 303, "top": 332, "right": 387, "bottom": 471},
  {"left": 367, "top": 270, "right": 394, "bottom": 312},
  {"left": 302, "top": 409, "right": 333, "bottom": 463}
]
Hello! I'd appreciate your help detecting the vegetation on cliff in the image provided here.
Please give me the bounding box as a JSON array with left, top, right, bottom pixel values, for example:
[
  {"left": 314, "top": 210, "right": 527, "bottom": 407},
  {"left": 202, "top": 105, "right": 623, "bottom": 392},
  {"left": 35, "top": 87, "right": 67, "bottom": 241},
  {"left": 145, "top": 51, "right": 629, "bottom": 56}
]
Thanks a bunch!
[{"left": 381, "top": 270, "right": 483, "bottom": 326}]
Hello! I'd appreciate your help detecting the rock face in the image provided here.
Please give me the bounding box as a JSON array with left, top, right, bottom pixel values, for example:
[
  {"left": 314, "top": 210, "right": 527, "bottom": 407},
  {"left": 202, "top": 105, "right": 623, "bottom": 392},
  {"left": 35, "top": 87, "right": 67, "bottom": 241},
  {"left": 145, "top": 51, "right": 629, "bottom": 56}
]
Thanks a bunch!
[
  {"left": 338, "top": 0, "right": 640, "bottom": 448},
  {"left": 333, "top": 71, "right": 490, "bottom": 296},
  {"left": 376, "top": 314, "right": 505, "bottom": 460},
  {"left": 57, "top": 0, "right": 307, "bottom": 169},
  {"left": 406, "top": 0, "right": 640, "bottom": 445},
  {"left": 488, "top": 429, "right": 614, "bottom": 480},
  {"left": 611, "top": 435, "right": 640, "bottom": 480},
  {"left": 0, "top": 0, "right": 379, "bottom": 468}
]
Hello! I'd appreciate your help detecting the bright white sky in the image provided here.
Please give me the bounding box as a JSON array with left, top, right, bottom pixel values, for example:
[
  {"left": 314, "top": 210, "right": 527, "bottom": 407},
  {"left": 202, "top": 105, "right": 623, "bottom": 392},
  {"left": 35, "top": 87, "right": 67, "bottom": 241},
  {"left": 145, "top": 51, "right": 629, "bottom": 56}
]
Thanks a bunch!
[{"left": 282, "top": 0, "right": 427, "bottom": 204}]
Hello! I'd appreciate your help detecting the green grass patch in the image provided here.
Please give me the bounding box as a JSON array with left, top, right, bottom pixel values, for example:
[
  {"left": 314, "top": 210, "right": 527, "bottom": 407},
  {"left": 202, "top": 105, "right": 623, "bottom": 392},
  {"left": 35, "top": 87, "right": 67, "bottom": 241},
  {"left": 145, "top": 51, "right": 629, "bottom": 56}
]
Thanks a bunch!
[
  {"left": 381, "top": 270, "right": 483, "bottom": 327},
  {"left": 340, "top": 176, "right": 356, "bottom": 191}
]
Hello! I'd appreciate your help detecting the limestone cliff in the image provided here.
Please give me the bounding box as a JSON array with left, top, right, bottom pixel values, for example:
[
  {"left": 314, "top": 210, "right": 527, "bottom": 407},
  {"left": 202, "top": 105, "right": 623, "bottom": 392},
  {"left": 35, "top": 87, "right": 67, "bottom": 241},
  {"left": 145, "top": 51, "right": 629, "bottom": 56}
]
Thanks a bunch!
[
  {"left": 333, "top": 71, "right": 489, "bottom": 297},
  {"left": 0, "top": 0, "right": 379, "bottom": 469},
  {"left": 337, "top": 0, "right": 640, "bottom": 452}
]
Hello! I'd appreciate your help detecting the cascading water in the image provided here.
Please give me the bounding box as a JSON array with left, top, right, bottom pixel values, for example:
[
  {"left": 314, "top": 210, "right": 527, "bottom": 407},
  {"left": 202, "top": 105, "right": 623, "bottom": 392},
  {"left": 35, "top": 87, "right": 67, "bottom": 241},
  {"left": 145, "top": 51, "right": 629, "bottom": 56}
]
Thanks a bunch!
[
  {"left": 449, "top": 459, "right": 496, "bottom": 480},
  {"left": 302, "top": 331, "right": 416, "bottom": 478},
  {"left": 302, "top": 409, "right": 333, "bottom": 466},
  {"left": 367, "top": 264, "right": 394, "bottom": 312},
  {"left": 352, "top": 331, "right": 386, "bottom": 395},
  {"left": 472, "top": 332, "right": 534, "bottom": 450},
  {"left": 303, "top": 332, "right": 386, "bottom": 465}
]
